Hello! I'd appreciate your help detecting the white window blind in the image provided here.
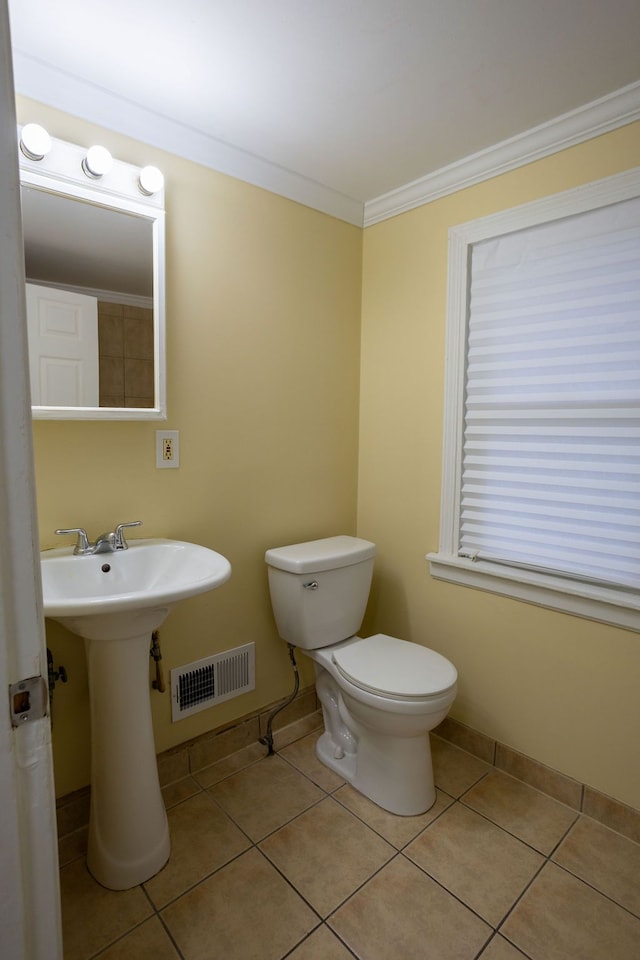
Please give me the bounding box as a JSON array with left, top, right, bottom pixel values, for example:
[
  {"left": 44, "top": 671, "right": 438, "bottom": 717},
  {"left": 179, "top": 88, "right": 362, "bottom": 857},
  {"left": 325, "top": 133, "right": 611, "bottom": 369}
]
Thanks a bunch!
[{"left": 459, "top": 197, "right": 640, "bottom": 589}]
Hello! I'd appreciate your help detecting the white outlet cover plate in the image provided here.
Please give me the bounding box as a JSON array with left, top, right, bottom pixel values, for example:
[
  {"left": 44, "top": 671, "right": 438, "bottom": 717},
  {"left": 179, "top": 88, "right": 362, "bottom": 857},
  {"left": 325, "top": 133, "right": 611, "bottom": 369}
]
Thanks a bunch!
[{"left": 156, "top": 430, "right": 179, "bottom": 468}]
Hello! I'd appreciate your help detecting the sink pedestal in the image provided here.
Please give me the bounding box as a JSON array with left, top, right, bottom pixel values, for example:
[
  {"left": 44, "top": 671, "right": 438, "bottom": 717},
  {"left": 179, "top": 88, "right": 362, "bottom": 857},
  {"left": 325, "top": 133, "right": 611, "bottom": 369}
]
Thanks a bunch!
[{"left": 84, "top": 627, "right": 169, "bottom": 890}]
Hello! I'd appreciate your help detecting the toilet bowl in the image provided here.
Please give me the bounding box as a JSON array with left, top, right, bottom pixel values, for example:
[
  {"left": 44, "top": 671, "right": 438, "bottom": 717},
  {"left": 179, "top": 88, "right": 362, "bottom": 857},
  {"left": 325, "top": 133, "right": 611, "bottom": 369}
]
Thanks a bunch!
[{"left": 265, "top": 536, "right": 457, "bottom": 815}]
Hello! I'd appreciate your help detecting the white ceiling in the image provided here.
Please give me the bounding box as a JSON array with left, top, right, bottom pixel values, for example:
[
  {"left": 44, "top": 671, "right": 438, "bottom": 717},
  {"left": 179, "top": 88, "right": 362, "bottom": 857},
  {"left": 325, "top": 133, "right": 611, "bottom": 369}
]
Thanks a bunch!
[{"left": 8, "top": 0, "right": 640, "bottom": 225}]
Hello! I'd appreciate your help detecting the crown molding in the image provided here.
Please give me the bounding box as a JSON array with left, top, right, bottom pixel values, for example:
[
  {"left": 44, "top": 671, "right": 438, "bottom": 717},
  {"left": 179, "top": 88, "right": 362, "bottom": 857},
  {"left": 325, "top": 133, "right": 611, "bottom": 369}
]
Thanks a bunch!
[
  {"left": 13, "top": 51, "right": 640, "bottom": 232},
  {"left": 25, "top": 278, "right": 152, "bottom": 311},
  {"left": 12, "top": 51, "right": 365, "bottom": 227},
  {"left": 363, "top": 80, "right": 640, "bottom": 227}
]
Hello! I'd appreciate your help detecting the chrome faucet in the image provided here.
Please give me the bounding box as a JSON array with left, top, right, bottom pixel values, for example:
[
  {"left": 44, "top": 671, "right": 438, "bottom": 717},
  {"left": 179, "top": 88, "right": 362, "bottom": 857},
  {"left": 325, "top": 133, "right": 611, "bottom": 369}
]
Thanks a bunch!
[
  {"left": 92, "top": 531, "right": 118, "bottom": 553},
  {"left": 55, "top": 521, "right": 143, "bottom": 555}
]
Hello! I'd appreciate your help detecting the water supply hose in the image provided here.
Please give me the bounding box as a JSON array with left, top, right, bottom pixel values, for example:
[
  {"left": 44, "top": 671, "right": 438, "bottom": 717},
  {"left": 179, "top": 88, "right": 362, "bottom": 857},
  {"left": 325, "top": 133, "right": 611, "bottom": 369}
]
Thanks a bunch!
[{"left": 259, "top": 643, "right": 299, "bottom": 755}]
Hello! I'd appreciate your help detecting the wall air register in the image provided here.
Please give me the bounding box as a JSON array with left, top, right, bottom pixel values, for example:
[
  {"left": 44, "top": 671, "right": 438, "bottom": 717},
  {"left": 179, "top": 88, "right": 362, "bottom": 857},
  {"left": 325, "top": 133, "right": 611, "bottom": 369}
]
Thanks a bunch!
[{"left": 170, "top": 642, "right": 255, "bottom": 721}]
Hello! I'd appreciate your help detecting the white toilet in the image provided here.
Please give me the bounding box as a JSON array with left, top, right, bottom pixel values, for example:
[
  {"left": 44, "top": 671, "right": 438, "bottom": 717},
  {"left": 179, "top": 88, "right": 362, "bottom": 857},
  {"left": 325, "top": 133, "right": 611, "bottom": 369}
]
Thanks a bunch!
[{"left": 265, "top": 535, "right": 457, "bottom": 816}]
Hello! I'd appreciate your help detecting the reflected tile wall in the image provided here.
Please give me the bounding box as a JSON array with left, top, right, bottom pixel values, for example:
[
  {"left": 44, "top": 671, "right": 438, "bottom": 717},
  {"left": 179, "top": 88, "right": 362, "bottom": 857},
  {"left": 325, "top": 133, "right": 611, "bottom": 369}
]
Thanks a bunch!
[{"left": 98, "top": 301, "right": 153, "bottom": 407}]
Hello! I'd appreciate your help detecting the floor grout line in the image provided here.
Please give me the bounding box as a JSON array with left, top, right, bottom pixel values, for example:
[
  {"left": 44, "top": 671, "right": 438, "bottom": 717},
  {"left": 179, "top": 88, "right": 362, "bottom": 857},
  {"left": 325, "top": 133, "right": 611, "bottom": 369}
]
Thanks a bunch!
[{"left": 550, "top": 858, "right": 640, "bottom": 922}]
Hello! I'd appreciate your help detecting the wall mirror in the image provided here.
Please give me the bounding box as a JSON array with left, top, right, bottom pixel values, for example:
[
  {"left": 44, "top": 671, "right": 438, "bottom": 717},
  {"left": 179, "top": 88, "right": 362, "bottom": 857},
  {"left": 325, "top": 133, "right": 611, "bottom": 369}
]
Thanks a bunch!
[{"left": 18, "top": 126, "right": 166, "bottom": 420}]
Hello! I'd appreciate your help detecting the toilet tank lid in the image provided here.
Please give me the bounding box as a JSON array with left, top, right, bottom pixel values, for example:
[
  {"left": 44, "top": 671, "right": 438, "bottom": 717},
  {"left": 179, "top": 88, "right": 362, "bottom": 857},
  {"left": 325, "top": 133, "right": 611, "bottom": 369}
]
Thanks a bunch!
[{"left": 265, "top": 535, "right": 376, "bottom": 574}]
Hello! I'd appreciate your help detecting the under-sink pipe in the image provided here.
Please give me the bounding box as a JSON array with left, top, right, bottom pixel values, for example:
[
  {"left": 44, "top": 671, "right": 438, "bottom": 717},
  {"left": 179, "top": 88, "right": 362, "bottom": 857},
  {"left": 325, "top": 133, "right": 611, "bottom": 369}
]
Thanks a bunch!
[
  {"left": 150, "top": 631, "right": 166, "bottom": 693},
  {"left": 46, "top": 647, "right": 68, "bottom": 725},
  {"left": 259, "top": 643, "right": 299, "bottom": 756}
]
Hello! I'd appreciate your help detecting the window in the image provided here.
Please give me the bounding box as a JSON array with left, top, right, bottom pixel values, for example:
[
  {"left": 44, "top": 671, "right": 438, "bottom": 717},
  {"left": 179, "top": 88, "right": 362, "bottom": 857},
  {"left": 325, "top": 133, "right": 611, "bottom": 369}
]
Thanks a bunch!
[{"left": 428, "top": 168, "right": 640, "bottom": 631}]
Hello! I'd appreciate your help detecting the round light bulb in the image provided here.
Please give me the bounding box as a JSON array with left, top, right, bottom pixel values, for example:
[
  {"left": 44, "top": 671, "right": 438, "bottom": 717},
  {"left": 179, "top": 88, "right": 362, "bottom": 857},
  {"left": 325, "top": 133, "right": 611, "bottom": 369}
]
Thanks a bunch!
[
  {"left": 138, "top": 165, "right": 164, "bottom": 196},
  {"left": 20, "top": 123, "right": 52, "bottom": 161},
  {"left": 82, "top": 145, "right": 113, "bottom": 179}
]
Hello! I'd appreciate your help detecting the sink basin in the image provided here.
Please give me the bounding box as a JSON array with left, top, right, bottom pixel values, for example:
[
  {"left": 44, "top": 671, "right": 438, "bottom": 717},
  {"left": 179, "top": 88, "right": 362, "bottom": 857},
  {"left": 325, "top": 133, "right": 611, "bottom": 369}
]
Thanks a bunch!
[
  {"left": 41, "top": 538, "right": 231, "bottom": 640},
  {"left": 42, "top": 536, "right": 230, "bottom": 623},
  {"left": 40, "top": 537, "right": 231, "bottom": 890}
]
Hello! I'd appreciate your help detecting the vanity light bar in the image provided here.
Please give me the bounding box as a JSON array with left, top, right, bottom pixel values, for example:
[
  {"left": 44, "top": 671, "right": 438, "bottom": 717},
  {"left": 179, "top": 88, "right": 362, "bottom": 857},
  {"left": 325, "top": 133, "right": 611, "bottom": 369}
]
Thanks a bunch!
[{"left": 17, "top": 125, "right": 165, "bottom": 207}]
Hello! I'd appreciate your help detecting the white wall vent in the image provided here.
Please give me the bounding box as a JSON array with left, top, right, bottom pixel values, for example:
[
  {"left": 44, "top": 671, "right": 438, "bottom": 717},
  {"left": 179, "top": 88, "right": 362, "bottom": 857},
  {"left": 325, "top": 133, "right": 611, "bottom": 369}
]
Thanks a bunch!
[{"left": 170, "top": 642, "right": 255, "bottom": 721}]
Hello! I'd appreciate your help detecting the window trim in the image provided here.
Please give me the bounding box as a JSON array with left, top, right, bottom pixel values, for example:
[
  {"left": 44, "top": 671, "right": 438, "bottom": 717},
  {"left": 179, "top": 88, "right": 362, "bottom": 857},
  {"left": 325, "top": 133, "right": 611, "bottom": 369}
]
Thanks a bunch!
[{"left": 428, "top": 166, "right": 640, "bottom": 632}]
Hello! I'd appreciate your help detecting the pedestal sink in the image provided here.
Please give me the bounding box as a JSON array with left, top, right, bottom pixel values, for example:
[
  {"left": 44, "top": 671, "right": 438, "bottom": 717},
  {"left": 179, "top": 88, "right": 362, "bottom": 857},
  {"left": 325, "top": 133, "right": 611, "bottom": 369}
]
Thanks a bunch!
[{"left": 41, "top": 538, "right": 231, "bottom": 890}]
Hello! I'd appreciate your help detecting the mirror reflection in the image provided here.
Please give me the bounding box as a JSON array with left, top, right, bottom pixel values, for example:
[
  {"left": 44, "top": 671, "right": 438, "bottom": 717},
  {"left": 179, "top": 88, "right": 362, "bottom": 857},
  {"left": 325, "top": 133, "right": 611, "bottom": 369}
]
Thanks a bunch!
[{"left": 22, "top": 186, "right": 156, "bottom": 411}]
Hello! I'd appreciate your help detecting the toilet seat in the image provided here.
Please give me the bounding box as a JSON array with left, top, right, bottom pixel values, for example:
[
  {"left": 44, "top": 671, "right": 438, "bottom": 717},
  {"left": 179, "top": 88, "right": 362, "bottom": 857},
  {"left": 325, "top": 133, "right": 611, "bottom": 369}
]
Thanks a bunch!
[{"left": 331, "top": 634, "right": 457, "bottom": 700}]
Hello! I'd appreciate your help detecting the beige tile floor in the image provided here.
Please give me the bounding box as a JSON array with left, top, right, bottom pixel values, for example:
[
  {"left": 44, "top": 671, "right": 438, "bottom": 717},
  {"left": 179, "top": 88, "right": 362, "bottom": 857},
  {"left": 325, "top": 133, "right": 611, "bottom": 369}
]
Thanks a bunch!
[{"left": 58, "top": 730, "right": 640, "bottom": 960}]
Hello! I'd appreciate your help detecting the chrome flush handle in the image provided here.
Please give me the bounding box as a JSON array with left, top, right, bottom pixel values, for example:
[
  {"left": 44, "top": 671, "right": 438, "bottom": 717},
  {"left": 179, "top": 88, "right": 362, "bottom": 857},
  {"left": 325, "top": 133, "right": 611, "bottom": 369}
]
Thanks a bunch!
[{"left": 303, "top": 581, "right": 319, "bottom": 590}]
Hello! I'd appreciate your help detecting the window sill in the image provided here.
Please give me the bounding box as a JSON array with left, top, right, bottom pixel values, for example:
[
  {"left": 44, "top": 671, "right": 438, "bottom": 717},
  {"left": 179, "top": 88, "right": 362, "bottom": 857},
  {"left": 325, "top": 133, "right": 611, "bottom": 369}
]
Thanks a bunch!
[{"left": 427, "top": 553, "right": 640, "bottom": 633}]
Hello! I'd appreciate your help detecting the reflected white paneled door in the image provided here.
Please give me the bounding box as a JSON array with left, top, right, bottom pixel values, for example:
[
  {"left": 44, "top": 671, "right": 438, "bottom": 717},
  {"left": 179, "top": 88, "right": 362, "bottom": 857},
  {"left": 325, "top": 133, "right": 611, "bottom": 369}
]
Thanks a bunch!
[{"left": 26, "top": 282, "right": 98, "bottom": 406}]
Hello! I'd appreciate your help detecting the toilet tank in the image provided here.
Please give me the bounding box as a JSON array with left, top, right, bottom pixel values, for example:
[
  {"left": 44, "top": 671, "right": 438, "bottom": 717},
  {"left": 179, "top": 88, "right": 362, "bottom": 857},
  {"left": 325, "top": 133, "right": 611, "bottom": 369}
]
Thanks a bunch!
[{"left": 265, "top": 536, "right": 376, "bottom": 650}]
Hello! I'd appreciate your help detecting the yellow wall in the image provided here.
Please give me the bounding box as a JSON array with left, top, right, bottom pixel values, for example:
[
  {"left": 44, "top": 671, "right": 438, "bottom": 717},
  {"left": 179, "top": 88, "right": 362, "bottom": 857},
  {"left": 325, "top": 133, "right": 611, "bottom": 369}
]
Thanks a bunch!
[
  {"left": 18, "top": 98, "right": 363, "bottom": 797},
  {"left": 21, "top": 93, "right": 640, "bottom": 812},
  {"left": 358, "top": 121, "right": 640, "bottom": 811}
]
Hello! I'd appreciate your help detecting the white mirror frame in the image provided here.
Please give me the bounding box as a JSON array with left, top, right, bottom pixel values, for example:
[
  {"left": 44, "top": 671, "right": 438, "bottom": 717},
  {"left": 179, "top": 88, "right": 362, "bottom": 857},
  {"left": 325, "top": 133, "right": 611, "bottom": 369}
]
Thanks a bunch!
[{"left": 18, "top": 128, "right": 166, "bottom": 420}]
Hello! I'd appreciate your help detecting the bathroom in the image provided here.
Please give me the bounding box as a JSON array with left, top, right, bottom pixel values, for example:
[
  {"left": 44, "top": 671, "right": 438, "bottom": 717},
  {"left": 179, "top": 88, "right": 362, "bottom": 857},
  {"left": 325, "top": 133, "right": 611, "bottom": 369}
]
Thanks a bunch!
[
  {"left": 2, "top": 4, "right": 640, "bottom": 959},
  {"left": 26, "top": 96, "right": 640, "bottom": 836}
]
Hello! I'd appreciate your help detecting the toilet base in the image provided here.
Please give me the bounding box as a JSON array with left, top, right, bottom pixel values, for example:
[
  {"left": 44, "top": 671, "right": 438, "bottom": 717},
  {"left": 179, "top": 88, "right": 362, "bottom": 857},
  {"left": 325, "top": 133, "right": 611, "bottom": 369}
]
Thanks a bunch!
[
  {"left": 315, "top": 726, "right": 436, "bottom": 817},
  {"left": 307, "top": 645, "right": 454, "bottom": 816}
]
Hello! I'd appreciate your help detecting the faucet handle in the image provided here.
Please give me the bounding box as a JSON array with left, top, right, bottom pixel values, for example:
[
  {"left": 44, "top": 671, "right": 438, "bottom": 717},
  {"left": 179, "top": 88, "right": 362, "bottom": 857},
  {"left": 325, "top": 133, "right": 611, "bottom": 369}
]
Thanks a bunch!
[
  {"left": 113, "top": 520, "right": 143, "bottom": 550},
  {"left": 55, "top": 527, "right": 91, "bottom": 555}
]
